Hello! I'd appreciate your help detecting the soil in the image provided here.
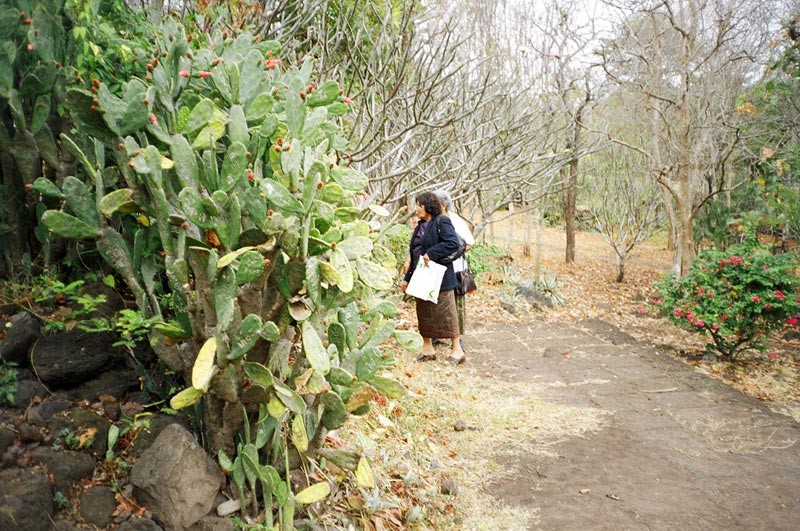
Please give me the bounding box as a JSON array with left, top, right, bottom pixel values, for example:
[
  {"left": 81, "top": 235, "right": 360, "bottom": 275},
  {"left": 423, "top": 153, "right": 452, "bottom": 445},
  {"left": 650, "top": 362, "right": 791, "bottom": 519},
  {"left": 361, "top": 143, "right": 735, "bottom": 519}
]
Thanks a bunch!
[
  {"left": 459, "top": 224, "right": 800, "bottom": 529},
  {"left": 468, "top": 320, "right": 799, "bottom": 530}
]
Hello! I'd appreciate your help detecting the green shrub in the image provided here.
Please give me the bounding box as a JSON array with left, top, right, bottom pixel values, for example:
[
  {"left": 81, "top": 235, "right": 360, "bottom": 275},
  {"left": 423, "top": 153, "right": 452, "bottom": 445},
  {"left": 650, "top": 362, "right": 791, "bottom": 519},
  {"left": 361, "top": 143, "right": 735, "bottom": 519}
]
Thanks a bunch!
[
  {"left": 656, "top": 242, "right": 800, "bottom": 358},
  {"left": 0, "top": 360, "right": 19, "bottom": 405},
  {"left": 467, "top": 242, "right": 506, "bottom": 275}
]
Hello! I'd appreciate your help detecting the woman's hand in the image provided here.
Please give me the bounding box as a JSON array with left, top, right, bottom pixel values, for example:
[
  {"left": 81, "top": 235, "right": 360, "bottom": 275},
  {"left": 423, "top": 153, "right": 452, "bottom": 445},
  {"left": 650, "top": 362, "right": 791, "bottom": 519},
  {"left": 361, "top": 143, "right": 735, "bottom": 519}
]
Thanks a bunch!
[
  {"left": 401, "top": 258, "right": 411, "bottom": 276},
  {"left": 422, "top": 253, "right": 430, "bottom": 266},
  {"left": 400, "top": 280, "right": 409, "bottom": 293}
]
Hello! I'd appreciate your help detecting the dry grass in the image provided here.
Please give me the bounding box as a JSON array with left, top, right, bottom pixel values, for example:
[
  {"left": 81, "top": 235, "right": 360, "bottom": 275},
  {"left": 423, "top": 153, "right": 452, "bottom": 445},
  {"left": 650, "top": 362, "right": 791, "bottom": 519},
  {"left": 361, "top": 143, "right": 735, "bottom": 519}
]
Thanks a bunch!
[{"left": 336, "top": 344, "right": 609, "bottom": 530}]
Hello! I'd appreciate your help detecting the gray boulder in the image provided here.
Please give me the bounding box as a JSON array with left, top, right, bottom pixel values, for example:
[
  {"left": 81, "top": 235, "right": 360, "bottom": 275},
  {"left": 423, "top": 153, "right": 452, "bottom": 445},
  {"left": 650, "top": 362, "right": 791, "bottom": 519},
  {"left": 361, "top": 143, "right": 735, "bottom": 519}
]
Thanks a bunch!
[
  {"left": 0, "top": 312, "right": 41, "bottom": 364},
  {"left": 12, "top": 378, "right": 49, "bottom": 408},
  {"left": 188, "top": 515, "right": 236, "bottom": 531},
  {"left": 31, "top": 446, "right": 96, "bottom": 494},
  {"left": 79, "top": 485, "right": 117, "bottom": 527},
  {"left": 32, "top": 329, "right": 126, "bottom": 388},
  {"left": 27, "top": 398, "right": 72, "bottom": 426},
  {"left": 118, "top": 519, "right": 166, "bottom": 531},
  {"left": 48, "top": 407, "right": 112, "bottom": 457},
  {"left": 130, "top": 423, "right": 223, "bottom": 530},
  {"left": 0, "top": 467, "right": 54, "bottom": 531}
]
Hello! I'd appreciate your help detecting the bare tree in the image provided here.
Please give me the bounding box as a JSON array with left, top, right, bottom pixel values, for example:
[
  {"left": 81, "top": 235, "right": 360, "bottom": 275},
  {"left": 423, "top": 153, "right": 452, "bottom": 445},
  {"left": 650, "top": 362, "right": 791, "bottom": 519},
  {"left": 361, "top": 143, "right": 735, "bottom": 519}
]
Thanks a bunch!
[
  {"left": 599, "top": 0, "right": 779, "bottom": 275},
  {"left": 586, "top": 143, "right": 665, "bottom": 281},
  {"left": 525, "top": 0, "right": 602, "bottom": 264}
]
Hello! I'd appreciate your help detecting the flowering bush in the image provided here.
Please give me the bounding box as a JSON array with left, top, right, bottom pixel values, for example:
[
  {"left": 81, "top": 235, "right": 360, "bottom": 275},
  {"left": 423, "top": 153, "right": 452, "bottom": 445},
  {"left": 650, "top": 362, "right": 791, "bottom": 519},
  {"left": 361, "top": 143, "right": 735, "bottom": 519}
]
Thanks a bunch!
[{"left": 656, "top": 243, "right": 800, "bottom": 358}]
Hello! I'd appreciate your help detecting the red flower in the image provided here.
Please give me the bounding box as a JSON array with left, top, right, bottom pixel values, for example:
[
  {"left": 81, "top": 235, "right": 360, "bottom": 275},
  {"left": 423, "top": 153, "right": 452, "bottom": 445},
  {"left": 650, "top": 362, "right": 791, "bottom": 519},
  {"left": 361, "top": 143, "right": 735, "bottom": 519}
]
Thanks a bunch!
[
  {"left": 673, "top": 308, "right": 684, "bottom": 318},
  {"left": 711, "top": 324, "right": 720, "bottom": 331},
  {"left": 343, "top": 97, "right": 353, "bottom": 104},
  {"left": 149, "top": 114, "right": 158, "bottom": 125},
  {"left": 763, "top": 264, "right": 769, "bottom": 270},
  {"left": 764, "top": 304, "right": 772, "bottom": 310},
  {"left": 775, "top": 290, "right": 785, "bottom": 300},
  {"left": 751, "top": 295, "right": 761, "bottom": 303},
  {"left": 180, "top": 70, "right": 189, "bottom": 78},
  {"left": 787, "top": 317, "right": 798, "bottom": 326},
  {"left": 199, "top": 71, "right": 212, "bottom": 78}
]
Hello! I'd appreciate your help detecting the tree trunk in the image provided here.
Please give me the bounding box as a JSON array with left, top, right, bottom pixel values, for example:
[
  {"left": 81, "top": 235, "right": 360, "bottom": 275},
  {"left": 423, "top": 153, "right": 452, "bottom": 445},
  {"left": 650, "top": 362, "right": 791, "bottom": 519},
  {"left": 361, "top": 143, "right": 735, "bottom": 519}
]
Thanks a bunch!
[
  {"left": 662, "top": 186, "right": 677, "bottom": 251},
  {"left": 535, "top": 206, "right": 542, "bottom": 281},
  {"left": 564, "top": 156, "right": 577, "bottom": 264},
  {"left": 523, "top": 207, "right": 532, "bottom": 257},
  {"left": 615, "top": 253, "right": 625, "bottom": 283},
  {"left": 506, "top": 201, "right": 514, "bottom": 253},
  {"left": 672, "top": 164, "right": 695, "bottom": 276}
]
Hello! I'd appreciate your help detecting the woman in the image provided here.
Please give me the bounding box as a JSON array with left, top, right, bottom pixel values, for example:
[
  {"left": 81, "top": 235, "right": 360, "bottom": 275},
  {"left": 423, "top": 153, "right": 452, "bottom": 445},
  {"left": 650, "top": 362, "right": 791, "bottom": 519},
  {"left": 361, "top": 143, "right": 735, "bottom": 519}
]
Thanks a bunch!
[
  {"left": 400, "top": 192, "right": 466, "bottom": 365},
  {"left": 435, "top": 190, "right": 475, "bottom": 341}
]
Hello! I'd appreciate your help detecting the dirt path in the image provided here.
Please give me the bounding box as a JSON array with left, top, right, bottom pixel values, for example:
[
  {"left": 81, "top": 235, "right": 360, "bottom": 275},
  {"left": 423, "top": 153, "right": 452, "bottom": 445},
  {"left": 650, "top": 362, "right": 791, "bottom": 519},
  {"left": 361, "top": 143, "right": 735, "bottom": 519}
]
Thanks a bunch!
[{"left": 466, "top": 320, "right": 800, "bottom": 530}]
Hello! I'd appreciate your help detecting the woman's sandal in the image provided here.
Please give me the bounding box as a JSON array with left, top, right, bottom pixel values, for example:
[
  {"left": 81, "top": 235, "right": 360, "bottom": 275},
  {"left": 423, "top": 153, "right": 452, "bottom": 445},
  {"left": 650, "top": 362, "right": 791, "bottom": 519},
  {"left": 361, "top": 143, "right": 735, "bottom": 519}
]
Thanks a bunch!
[
  {"left": 416, "top": 353, "right": 437, "bottom": 362},
  {"left": 446, "top": 355, "right": 466, "bottom": 365}
]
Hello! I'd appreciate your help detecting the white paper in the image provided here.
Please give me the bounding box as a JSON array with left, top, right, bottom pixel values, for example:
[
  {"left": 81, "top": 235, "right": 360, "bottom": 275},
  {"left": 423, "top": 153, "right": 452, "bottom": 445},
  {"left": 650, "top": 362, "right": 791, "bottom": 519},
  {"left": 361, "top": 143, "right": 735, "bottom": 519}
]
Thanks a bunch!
[{"left": 405, "top": 257, "right": 446, "bottom": 302}]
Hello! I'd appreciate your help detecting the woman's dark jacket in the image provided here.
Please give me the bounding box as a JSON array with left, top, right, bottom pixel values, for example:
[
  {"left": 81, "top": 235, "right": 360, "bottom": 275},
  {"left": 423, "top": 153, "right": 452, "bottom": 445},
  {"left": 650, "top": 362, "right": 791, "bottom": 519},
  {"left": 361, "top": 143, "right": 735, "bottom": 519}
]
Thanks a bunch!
[{"left": 403, "top": 215, "right": 461, "bottom": 291}]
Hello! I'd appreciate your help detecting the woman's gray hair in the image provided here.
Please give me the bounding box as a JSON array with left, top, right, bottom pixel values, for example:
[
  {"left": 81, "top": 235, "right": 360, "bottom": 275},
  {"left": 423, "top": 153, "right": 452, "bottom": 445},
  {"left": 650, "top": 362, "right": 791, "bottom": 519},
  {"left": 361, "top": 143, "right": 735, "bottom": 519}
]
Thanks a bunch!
[{"left": 435, "top": 189, "right": 453, "bottom": 211}]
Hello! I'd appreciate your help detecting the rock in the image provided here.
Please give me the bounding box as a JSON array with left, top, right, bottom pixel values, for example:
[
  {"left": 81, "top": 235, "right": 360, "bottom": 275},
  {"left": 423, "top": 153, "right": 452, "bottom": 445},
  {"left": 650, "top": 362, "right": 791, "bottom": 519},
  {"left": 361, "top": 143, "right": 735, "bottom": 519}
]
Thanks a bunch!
[
  {"left": 48, "top": 407, "right": 112, "bottom": 457},
  {"left": 117, "top": 519, "right": 166, "bottom": 531},
  {"left": 453, "top": 419, "right": 467, "bottom": 432},
  {"left": 12, "top": 379, "right": 49, "bottom": 408},
  {"left": 99, "top": 394, "right": 121, "bottom": 420},
  {"left": 215, "top": 498, "right": 240, "bottom": 517},
  {"left": 515, "top": 286, "right": 554, "bottom": 309},
  {"left": 1, "top": 451, "right": 14, "bottom": 469},
  {"left": 79, "top": 485, "right": 117, "bottom": 527},
  {"left": 129, "top": 414, "right": 191, "bottom": 458},
  {"left": 51, "top": 520, "right": 82, "bottom": 531},
  {"left": 440, "top": 477, "right": 459, "bottom": 496},
  {"left": 31, "top": 446, "right": 96, "bottom": 494},
  {"left": 188, "top": 515, "right": 236, "bottom": 531},
  {"left": 0, "top": 312, "right": 41, "bottom": 365},
  {"left": 130, "top": 424, "right": 223, "bottom": 530},
  {"left": 0, "top": 467, "right": 54, "bottom": 531},
  {"left": 63, "top": 368, "right": 130, "bottom": 401},
  {"left": 0, "top": 424, "right": 16, "bottom": 454},
  {"left": 18, "top": 421, "right": 44, "bottom": 442},
  {"left": 32, "top": 330, "right": 126, "bottom": 388},
  {"left": 27, "top": 398, "right": 72, "bottom": 426}
]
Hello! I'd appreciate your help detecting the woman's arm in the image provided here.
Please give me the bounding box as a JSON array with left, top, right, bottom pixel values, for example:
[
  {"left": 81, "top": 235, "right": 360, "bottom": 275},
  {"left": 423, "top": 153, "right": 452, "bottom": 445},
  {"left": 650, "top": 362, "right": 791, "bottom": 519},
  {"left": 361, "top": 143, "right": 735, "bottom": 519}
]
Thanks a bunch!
[{"left": 426, "top": 216, "right": 462, "bottom": 264}]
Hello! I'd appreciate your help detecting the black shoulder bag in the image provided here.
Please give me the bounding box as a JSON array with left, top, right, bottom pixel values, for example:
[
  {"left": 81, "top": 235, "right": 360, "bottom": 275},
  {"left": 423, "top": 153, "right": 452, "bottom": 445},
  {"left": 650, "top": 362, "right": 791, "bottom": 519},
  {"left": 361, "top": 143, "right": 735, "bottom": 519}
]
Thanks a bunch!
[{"left": 435, "top": 216, "right": 466, "bottom": 264}]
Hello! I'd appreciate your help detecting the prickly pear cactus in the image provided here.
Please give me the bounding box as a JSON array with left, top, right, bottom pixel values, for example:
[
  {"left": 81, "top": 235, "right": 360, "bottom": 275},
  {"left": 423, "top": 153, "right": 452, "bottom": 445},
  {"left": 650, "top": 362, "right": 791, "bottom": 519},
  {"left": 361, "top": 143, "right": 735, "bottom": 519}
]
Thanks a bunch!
[{"left": 39, "top": 19, "right": 421, "bottom": 523}]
